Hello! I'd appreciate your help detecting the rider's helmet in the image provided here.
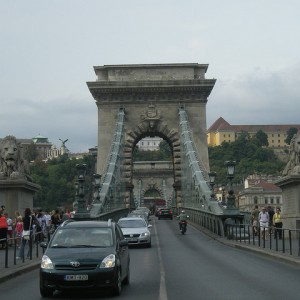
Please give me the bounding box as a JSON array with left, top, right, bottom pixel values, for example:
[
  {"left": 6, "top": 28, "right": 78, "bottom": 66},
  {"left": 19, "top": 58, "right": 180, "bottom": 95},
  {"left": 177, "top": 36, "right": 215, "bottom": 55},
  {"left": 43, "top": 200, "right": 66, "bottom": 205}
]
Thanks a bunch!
[{"left": 181, "top": 210, "right": 185, "bottom": 213}]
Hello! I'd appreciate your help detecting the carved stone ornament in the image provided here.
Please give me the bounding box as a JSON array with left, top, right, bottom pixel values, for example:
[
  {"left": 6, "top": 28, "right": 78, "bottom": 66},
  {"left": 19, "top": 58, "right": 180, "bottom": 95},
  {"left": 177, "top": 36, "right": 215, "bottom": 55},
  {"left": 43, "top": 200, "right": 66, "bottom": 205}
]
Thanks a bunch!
[
  {"left": 140, "top": 104, "right": 161, "bottom": 131},
  {"left": 282, "top": 132, "right": 300, "bottom": 176},
  {"left": 0, "top": 135, "right": 31, "bottom": 181}
]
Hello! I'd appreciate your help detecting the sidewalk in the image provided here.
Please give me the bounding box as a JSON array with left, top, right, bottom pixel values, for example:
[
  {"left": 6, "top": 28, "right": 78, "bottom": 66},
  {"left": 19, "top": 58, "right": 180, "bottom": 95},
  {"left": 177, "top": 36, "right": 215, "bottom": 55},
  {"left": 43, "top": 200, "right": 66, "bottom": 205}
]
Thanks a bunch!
[{"left": 0, "top": 242, "right": 42, "bottom": 283}]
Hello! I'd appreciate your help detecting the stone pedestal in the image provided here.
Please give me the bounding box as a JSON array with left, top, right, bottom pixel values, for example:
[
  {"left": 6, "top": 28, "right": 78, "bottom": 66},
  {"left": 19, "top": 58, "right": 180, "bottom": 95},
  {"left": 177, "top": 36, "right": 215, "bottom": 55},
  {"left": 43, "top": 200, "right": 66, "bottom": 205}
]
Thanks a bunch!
[
  {"left": 275, "top": 175, "right": 300, "bottom": 234},
  {"left": 0, "top": 179, "right": 40, "bottom": 217}
]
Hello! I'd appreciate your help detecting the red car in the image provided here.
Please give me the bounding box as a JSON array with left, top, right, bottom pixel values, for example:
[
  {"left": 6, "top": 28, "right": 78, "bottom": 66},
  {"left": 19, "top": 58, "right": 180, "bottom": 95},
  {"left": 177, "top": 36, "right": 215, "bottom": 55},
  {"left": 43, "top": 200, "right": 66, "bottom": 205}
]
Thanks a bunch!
[{"left": 158, "top": 209, "right": 173, "bottom": 220}]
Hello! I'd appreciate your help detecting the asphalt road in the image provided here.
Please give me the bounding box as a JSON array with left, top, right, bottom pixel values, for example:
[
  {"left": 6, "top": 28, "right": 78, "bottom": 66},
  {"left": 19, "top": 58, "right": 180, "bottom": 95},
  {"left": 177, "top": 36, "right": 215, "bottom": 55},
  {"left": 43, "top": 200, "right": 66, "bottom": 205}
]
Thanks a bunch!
[{"left": 1, "top": 217, "right": 300, "bottom": 300}]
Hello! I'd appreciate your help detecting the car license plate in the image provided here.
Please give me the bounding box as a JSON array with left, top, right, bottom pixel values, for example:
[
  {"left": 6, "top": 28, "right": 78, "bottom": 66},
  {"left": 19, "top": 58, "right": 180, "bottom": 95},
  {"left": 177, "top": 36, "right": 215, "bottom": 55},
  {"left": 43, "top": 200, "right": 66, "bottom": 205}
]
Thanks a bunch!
[
  {"left": 64, "top": 275, "right": 88, "bottom": 281},
  {"left": 127, "top": 238, "right": 137, "bottom": 242}
]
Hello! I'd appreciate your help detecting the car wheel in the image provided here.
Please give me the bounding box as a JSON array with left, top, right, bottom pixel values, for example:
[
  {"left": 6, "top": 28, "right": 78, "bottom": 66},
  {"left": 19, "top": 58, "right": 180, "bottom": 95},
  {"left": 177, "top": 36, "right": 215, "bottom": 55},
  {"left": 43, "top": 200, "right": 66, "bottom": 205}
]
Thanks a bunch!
[
  {"left": 112, "top": 268, "right": 122, "bottom": 295},
  {"left": 123, "top": 263, "right": 130, "bottom": 285},
  {"left": 40, "top": 285, "right": 54, "bottom": 298}
]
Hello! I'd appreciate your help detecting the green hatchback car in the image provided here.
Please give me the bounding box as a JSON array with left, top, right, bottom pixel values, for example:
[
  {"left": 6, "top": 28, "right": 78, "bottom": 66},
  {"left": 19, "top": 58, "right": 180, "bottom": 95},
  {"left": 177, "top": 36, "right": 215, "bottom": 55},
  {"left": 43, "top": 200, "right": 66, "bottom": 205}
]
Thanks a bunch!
[{"left": 39, "top": 219, "right": 130, "bottom": 297}]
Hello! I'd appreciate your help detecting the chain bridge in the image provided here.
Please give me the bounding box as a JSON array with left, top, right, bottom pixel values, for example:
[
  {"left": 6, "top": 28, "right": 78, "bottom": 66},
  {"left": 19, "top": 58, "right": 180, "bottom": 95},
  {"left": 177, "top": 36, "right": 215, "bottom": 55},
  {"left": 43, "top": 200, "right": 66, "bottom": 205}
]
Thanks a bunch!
[{"left": 83, "top": 63, "right": 244, "bottom": 236}]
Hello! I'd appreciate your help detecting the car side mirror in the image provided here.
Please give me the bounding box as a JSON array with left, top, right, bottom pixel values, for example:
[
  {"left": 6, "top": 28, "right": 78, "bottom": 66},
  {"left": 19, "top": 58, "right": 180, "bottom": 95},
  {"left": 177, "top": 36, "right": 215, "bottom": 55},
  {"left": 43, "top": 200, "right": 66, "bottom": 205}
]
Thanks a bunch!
[
  {"left": 40, "top": 241, "right": 48, "bottom": 249},
  {"left": 148, "top": 224, "right": 152, "bottom": 228},
  {"left": 119, "top": 239, "right": 128, "bottom": 247}
]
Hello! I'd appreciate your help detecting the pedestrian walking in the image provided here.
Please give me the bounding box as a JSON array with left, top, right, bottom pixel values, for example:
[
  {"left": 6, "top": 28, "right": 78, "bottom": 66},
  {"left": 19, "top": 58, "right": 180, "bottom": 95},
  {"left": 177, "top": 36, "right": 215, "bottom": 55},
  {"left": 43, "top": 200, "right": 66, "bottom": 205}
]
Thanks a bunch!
[
  {"left": 15, "top": 216, "right": 23, "bottom": 247},
  {"left": 4, "top": 213, "right": 13, "bottom": 246},
  {"left": 259, "top": 207, "right": 269, "bottom": 240},
  {"left": 267, "top": 206, "right": 275, "bottom": 235},
  {"left": 17, "top": 208, "right": 35, "bottom": 259},
  {"left": 251, "top": 205, "right": 260, "bottom": 236},
  {"left": 0, "top": 209, "right": 8, "bottom": 249},
  {"left": 273, "top": 207, "right": 283, "bottom": 239}
]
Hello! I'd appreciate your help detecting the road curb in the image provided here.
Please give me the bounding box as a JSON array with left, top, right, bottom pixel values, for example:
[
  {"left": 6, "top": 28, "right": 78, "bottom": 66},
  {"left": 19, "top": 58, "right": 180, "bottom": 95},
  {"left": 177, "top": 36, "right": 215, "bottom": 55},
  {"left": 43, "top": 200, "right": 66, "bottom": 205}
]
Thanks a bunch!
[{"left": 0, "top": 261, "right": 40, "bottom": 284}]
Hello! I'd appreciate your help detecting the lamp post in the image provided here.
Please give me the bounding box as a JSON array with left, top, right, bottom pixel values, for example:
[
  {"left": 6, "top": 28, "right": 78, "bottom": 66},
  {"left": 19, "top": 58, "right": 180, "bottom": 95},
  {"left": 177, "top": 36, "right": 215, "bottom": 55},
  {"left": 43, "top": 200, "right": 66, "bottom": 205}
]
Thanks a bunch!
[
  {"left": 225, "top": 161, "right": 237, "bottom": 210},
  {"left": 221, "top": 184, "right": 226, "bottom": 206},
  {"left": 93, "top": 174, "right": 101, "bottom": 203},
  {"left": 208, "top": 171, "right": 217, "bottom": 200},
  {"left": 74, "top": 164, "right": 90, "bottom": 219},
  {"left": 73, "top": 181, "right": 79, "bottom": 212}
]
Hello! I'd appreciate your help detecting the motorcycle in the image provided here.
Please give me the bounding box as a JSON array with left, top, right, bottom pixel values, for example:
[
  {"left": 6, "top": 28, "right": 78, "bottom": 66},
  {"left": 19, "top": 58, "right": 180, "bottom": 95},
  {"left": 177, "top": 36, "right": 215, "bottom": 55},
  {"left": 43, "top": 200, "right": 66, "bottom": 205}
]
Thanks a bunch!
[{"left": 179, "top": 220, "right": 187, "bottom": 235}]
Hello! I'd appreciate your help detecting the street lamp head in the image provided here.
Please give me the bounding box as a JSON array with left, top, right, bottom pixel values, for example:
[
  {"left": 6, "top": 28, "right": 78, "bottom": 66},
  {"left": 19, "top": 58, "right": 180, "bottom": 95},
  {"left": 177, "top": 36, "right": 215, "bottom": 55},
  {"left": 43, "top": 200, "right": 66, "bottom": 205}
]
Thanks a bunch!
[
  {"left": 93, "top": 174, "right": 101, "bottom": 185},
  {"left": 208, "top": 171, "right": 217, "bottom": 184},
  {"left": 74, "top": 181, "right": 79, "bottom": 191},
  {"left": 76, "top": 164, "right": 87, "bottom": 177},
  {"left": 225, "top": 161, "right": 236, "bottom": 178}
]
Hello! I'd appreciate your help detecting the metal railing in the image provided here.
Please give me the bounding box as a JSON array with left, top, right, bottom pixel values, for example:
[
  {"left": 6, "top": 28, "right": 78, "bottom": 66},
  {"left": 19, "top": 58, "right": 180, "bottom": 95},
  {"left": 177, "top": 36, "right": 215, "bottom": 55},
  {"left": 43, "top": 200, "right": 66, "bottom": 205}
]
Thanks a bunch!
[
  {"left": 0, "top": 230, "right": 46, "bottom": 268},
  {"left": 226, "top": 223, "right": 300, "bottom": 257}
]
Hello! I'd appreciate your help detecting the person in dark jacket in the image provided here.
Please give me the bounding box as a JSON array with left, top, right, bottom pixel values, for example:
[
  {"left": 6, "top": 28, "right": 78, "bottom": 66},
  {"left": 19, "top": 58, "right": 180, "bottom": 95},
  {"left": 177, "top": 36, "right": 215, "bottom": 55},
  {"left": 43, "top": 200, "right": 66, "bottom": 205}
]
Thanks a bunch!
[{"left": 17, "top": 208, "right": 36, "bottom": 259}]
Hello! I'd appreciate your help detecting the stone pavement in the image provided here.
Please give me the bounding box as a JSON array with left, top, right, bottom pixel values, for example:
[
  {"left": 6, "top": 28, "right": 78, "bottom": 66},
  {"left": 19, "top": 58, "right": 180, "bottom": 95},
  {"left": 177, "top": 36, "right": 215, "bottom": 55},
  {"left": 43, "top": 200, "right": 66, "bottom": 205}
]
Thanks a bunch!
[{"left": 1, "top": 229, "right": 300, "bottom": 284}]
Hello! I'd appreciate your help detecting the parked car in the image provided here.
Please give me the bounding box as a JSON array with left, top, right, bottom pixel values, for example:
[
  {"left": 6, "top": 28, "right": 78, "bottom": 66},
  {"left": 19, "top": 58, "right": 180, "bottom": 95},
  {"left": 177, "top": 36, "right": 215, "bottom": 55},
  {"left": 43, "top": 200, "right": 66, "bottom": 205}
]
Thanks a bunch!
[
  {"left": 39, "top": 219, "right": 130, "bottom": 297},
  {"left": 157, "top": 208, "right": 173, "bottom": 220},
  {"left": 117, "top": 217, "right": 152, "bottom": 248}
]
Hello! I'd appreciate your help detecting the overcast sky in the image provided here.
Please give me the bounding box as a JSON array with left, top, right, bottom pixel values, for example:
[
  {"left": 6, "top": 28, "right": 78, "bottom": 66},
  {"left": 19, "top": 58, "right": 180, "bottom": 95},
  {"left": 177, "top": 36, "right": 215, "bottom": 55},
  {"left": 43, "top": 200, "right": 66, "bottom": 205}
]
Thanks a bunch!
[{"left": 1, "top": 0, "right": 299, "bottom": 153}]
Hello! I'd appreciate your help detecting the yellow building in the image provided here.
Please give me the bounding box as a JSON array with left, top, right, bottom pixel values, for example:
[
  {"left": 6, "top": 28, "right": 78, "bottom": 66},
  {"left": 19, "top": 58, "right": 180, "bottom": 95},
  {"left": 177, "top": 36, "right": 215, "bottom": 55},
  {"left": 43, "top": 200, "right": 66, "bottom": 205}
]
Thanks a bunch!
[{"left": 207, "top": 117, "right": 300, "bottom": 148}]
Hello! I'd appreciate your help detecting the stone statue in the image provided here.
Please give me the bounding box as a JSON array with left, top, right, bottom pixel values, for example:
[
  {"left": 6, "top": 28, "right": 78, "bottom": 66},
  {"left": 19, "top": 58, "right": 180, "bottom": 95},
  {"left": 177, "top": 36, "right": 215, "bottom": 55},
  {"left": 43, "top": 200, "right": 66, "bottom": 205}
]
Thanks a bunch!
[
  {"left": 282, "top": 132, "right": 300, "bottom": 176},
  {"left": 0, "top": 135, "right": 31, "bottom": 181},
  {"left": 59, "top": 138, "right": 69, "bottom": 155}
]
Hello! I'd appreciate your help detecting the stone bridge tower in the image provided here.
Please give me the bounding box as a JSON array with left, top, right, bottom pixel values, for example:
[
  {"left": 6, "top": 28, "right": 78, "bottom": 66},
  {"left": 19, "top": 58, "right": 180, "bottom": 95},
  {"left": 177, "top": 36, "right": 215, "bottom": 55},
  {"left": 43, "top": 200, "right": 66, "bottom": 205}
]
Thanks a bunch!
[{"left": 87, "top": 63, "right": 216, "bottom": 207}]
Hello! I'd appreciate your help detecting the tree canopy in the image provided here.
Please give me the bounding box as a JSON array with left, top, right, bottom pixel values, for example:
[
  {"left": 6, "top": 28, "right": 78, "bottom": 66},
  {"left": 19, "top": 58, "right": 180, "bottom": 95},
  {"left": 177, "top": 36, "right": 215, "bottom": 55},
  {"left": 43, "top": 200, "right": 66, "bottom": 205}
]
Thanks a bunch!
[
  {"left": 285, "top": 127, "right": 298, "bottom": 145},
  {"left": 209, "top": 131, "right": 285, "bottom": 184}
]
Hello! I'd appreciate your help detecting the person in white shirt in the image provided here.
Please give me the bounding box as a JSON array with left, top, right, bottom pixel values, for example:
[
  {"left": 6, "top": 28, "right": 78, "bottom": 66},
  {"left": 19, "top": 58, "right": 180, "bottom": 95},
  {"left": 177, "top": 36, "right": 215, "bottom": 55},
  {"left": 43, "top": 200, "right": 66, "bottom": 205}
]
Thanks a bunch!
[{"left": 259, "top": 207, "right": 269, "bottom": 240}]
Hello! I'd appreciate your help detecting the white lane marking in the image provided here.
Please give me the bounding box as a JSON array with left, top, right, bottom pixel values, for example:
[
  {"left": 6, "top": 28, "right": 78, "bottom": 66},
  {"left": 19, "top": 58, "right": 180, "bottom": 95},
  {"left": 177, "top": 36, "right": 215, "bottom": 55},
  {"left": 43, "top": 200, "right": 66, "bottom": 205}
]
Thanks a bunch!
[{"left": 153, "top": 218, "right": 168, "bottom": 300}]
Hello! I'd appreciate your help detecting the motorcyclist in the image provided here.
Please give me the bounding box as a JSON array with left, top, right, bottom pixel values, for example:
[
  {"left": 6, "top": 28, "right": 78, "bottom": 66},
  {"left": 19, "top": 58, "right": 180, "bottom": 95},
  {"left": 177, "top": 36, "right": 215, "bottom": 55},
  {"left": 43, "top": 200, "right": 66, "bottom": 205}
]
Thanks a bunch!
[{"left": 177, "top": 210, "right": 188, "bottom": 230}]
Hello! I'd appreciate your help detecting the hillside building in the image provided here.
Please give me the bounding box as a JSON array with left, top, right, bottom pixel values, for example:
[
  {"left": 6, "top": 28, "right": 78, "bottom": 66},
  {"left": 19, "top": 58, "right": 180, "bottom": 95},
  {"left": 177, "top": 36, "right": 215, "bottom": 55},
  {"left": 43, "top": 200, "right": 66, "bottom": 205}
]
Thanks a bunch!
[{"left": 207, "top": 117, "right": 300, "bottom": 148}]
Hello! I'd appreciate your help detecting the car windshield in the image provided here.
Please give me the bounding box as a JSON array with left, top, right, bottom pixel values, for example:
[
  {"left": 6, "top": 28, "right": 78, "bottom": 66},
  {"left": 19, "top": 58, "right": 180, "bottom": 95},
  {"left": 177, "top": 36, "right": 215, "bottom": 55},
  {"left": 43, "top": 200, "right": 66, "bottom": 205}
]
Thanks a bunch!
[
  {"left": 118, "top": 219, "right": 146, "bottom": 228},
  {"left": 50, "top": 228, "right": 113, "bottom": 248}
]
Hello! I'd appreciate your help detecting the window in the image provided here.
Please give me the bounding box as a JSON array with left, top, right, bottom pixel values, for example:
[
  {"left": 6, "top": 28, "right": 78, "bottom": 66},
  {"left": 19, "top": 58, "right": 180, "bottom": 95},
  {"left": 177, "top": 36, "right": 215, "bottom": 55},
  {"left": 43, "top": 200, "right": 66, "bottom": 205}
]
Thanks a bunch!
[
  {"left": 264, "top": 197, "right": 268, "bottom": 204},
  {"left": 254, "top": 196, "right": 258, "bottom": 204},
  {"left": 270, "top": 198, "right": 274, "bottom": 204},
  {"left": 276, "top": 197, "right": 280, "bottom": 204},
  {"left": 278, "top": 134, "right": 280, "bottom": 137}
]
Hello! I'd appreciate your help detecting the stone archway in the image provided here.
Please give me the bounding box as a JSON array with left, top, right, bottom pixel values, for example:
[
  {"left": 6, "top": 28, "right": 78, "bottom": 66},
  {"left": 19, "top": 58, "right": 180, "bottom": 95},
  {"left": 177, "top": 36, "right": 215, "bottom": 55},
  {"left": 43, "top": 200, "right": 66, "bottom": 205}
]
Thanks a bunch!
[{"left": 87, "top": 63, "right": 216, "bottom": 209}]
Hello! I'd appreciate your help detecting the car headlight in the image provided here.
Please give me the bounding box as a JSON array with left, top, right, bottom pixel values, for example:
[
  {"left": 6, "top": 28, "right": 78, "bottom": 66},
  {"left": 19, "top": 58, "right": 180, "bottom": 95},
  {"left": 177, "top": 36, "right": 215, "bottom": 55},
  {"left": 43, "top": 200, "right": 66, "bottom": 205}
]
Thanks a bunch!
[
  {"left": 100, "top": 254, "right": 115, "bottom": 268},
  {"left": 41, "top": 255, "right": 54, "bottom": 270},
  {"left": 141, "top": 232, "right": 150, "bottom": 237}
]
